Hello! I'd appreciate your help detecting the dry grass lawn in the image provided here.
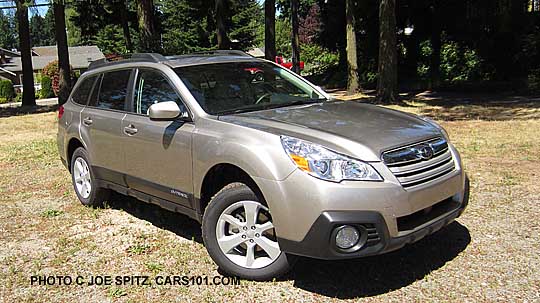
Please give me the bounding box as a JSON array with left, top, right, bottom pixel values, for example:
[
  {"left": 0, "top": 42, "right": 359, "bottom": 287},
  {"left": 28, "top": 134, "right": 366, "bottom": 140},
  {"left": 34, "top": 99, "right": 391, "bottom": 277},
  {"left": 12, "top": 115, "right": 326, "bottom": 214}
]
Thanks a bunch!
[{"left": 0, "top": 97, "right": 539, "bottom": 302}]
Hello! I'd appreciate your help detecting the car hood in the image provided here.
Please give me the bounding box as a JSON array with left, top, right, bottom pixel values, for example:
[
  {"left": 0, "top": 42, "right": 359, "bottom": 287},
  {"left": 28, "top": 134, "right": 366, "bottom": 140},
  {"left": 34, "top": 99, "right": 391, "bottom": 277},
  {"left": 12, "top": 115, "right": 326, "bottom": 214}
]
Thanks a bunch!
[{"left": 219, "top": 101, "right": 442, "bottom": 159}]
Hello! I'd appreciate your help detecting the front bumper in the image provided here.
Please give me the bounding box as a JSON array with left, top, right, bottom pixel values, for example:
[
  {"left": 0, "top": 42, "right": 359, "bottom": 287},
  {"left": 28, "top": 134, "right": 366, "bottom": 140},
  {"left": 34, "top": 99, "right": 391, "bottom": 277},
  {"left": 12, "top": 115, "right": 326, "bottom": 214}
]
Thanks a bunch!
[
  {"left": 254, "top": 143, "right": 469, "bottom": 259},
  {"left": 276, "top": 189, "right": 468, "bottom": 259}
]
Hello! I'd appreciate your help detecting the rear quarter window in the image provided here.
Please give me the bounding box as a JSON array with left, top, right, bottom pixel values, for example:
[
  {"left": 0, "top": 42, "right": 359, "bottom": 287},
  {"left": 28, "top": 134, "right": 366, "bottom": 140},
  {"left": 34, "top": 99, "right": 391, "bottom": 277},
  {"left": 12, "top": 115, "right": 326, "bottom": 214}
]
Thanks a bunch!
[
  {"left": 71, "top": 75, "right": 97, "bottom": 105},
  {"left": 95, "top": 69, "right": 132, "bottom": 110}
]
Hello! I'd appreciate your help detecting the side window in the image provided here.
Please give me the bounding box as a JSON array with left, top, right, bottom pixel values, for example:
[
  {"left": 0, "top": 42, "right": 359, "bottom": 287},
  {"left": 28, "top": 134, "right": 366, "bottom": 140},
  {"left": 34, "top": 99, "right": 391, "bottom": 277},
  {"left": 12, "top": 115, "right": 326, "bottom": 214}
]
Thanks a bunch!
[
  {"left": 96, "top": 69, "right": 131, "bottom": 110},
  {"left": 87, "top": 74, "right": 102, "bottom": 107},
  {"left": 71, "top": 75, "right": 96, "bottom": 105},
  {"left": 133, "top": 69, "right": 187, "bottom": 115}
]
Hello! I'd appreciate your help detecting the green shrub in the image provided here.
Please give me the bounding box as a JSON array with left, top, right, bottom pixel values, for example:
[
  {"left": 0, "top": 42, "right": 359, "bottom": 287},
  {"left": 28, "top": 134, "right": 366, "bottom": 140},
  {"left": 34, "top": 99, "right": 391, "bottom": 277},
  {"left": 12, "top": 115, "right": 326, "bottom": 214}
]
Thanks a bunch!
[
  {"left": 0, "top": 79, "right": 15, "bottom": 102},
  {"left": 40, "top": 75, "right": 54, "bottom": 99},
  {"left": 300, "top": 43, "right": 339, "bottom": 75},
  {"left": 417, "top": 38, "right": 493, "bottom": 84},
  {"left": 528, "top": 68, "right": 540, "bottom": 92}
]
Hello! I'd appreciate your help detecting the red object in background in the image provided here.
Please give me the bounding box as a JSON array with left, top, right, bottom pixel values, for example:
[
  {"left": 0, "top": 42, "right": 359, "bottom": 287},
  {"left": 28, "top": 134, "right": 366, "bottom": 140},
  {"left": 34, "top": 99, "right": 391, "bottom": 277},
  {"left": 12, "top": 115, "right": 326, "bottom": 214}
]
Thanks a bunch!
[
  {"left": 244, "top": 67, "right": 263, "bottom": 74},
  {"left": 58, "top": 104, "right": 64, "bottom": 119},
  {"left": 275, "top": 56, "right": 304, "bottom": 71}
]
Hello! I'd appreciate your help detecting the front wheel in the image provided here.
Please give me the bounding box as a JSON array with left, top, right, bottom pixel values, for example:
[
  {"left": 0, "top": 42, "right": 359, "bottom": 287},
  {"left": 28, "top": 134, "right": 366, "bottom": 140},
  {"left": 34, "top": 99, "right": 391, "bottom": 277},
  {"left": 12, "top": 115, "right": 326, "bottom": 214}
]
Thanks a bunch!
[{"left": 202, "top": 183, "right": 295, "bottom": 281}]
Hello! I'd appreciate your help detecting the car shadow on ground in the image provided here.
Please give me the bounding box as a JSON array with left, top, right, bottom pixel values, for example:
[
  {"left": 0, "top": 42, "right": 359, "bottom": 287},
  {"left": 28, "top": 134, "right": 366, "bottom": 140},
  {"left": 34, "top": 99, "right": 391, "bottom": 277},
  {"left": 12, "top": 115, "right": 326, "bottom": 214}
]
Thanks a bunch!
[
  {"left": 289, "top": 221, "right": 471, "bottom": 299},
  {"left": 106, "top": 192, "right": 203, "bottom": 243},
  {"left": 106, "top": 192, "right": 470, "bottom": 299}
]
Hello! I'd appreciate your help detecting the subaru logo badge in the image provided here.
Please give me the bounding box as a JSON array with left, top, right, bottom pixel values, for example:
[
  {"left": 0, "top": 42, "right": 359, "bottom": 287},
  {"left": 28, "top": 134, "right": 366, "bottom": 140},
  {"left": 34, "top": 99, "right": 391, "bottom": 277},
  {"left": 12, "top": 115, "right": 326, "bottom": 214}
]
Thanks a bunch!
[{"left": 416, "top": 144, "right": 434, "bottom": 160}]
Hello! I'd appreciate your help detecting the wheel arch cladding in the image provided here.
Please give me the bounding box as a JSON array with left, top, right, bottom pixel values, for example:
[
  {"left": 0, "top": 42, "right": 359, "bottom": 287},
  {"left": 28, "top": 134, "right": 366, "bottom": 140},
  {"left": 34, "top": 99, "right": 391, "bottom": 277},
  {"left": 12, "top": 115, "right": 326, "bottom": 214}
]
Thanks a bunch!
[
  {"left": 67, "top": 138, "right": 85, "bottom": 173},
  {"left": 198, "top": 163, "right": 266, "bottom": 216}
]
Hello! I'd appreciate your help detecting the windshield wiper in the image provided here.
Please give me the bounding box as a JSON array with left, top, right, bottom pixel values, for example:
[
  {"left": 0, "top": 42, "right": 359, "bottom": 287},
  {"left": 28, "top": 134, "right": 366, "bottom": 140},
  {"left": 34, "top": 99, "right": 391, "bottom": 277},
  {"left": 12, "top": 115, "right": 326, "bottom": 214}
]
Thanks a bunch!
[{"left": 215, "top": 98, "right": 324, "bottom": 116}]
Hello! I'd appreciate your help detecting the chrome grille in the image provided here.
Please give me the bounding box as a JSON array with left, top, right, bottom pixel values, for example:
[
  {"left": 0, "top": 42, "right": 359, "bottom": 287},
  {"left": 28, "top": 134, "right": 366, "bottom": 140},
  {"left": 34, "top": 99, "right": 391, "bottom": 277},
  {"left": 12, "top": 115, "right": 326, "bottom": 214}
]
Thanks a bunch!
[{"left": 382, "top": 137, "right": 455, "bottom": 188}]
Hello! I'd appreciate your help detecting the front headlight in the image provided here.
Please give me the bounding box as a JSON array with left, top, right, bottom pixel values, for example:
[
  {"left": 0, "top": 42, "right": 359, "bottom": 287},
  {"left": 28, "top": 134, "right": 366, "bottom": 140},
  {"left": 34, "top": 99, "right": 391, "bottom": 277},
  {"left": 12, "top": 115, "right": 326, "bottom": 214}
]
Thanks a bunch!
[{"left": 280, "top": 136, "right": 383, "bottom": 182}]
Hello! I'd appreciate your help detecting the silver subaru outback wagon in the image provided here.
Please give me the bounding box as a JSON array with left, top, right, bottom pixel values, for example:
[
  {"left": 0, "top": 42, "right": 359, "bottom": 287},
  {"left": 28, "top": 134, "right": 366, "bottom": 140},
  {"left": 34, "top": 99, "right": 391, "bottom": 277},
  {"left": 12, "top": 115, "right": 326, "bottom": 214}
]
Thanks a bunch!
[{"left": 57, "top": 51, "right": 469, "bottom": 281}]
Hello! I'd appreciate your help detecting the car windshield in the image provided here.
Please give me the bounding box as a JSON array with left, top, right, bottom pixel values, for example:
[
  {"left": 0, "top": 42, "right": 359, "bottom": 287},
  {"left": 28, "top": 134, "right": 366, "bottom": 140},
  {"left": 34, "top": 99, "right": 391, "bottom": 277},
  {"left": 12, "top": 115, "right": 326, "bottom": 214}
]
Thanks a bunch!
[{"left": 174, "top": 62, "right": 326, "bottom": 115}]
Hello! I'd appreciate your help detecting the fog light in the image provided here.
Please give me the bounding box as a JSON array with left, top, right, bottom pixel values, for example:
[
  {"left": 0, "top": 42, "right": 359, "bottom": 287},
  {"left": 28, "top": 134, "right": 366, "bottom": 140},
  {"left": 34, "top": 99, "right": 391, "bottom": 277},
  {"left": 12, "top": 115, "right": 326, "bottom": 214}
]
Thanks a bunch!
[{"left": 335, "top": 225, "right": 360, "bottom": 249}]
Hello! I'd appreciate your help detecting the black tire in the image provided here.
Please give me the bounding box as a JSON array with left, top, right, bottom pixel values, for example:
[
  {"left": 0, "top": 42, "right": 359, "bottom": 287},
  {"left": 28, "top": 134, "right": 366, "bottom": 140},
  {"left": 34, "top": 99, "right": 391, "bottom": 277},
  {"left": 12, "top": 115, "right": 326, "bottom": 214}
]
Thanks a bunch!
[
  {"left": 458, "top": 175, "right": 470, "bottom": 217},
  {"left": 70, "top": 147, "right": 109, "bottom": 207},
  {"left": 202, "top": 182, "right": 296, "bottom": 281}
]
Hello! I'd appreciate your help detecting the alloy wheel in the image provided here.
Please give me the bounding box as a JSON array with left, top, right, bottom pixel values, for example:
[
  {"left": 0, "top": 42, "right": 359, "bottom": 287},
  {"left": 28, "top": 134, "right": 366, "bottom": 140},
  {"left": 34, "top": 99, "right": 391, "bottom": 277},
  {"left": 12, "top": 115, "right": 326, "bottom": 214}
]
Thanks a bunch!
[
  {"left": 73, "top": 157, "right": 92, "bottom": 199},
  {"left": 216, "top": 200, "right": 281, "bottom": 269}
]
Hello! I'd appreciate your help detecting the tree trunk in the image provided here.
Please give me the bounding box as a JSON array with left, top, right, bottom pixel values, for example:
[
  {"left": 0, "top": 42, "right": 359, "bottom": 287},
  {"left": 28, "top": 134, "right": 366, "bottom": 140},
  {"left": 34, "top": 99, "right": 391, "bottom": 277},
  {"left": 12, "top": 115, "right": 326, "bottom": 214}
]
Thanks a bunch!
[
  {"left": 16, "top": 0, "right": 35, "bottom": 107},
  {"left": 137, "top": 0, "right": 158, "bottom": 52},
  {"left": 215, "top": 0, "right": 230, "bottom": 49},
  {"left": 376, "top": 0, "right": 398, "bottom": 103},
  {"left": 120, "top": 0, "right": 133, "bottom": 53},
  {"left": 346, "top": 0, "right": 360, "bottom": 94},
  {"left": 510, "top": 0, "right": 528, "bottom": 88},
  {"left": 404, "top": 2, "right": 419, "bottom": 81},
  {"left": 54, "top": 1, "right": 71, "bottom": 105},
  {"left": 291, "top": 0, "right": 300, "bottom": 73},
  {"left": 429, "top": 1, "right": 441, "bottom": 89},
  {"left": 264, "top": 0, "right": 276, "bottom": 60}
]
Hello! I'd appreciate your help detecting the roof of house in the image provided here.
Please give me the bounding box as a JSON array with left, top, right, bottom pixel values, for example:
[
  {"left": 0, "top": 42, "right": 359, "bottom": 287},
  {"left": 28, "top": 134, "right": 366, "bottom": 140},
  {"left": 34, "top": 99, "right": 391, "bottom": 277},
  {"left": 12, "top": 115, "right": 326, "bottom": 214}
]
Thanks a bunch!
[
  {"left": 247, "top": 47, "right": 265, "bottom": 58},
  {"left": 0, "top": 66, "right": 16, "bottom": 76},
  {"left": 0, "top": 47, "right": 21, "bottom": 57},
  {"left": 0, "top": 45, "right": 105, "bottom": 72},
  {"left": 32, "top": 45, "right": 102, "bottom": 57}
]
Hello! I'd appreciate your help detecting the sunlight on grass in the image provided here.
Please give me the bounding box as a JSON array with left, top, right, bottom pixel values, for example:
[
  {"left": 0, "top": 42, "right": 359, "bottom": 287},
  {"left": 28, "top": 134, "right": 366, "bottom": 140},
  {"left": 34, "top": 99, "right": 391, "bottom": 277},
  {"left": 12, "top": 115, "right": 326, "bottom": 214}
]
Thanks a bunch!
[
  {"left": 1, "top": 106, "right": 539, "bottom": 302},
  {"left": 41, "top": 209, "right": 64, "bottom": 218}
]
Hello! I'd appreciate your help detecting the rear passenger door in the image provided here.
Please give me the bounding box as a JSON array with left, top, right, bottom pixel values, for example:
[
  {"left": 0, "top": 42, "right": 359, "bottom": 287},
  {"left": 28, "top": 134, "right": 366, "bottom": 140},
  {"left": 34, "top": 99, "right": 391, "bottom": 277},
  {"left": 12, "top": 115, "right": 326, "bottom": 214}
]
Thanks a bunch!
[
  {"left": 122, "top": 68, "right": 194, "bottom": 208},
  {"left": 80, "top": 69, "right": 133, "bottom": 185}
]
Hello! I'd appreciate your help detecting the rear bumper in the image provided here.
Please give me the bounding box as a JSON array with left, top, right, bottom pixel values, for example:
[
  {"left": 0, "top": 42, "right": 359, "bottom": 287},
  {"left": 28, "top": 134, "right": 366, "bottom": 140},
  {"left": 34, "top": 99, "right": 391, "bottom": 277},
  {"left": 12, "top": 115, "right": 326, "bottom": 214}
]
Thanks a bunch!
[{"left": 277, "top": 182, "right": 468, "bottom": 259}]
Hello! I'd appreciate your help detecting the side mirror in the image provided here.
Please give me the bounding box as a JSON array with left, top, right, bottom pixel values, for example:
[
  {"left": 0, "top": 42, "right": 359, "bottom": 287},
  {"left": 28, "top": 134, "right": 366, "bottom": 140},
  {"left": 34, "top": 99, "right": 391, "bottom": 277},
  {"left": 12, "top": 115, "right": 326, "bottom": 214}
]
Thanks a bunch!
[{"left": 148, "top": 101, "right": 182, "bottom": 120}]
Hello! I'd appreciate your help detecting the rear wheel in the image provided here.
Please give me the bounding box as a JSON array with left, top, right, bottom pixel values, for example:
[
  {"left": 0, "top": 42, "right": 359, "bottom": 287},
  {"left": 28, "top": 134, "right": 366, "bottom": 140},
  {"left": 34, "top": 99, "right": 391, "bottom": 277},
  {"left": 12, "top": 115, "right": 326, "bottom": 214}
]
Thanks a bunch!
[
  {"left": 70, "top": 147, "right": 109, "bottom": 207},
  {"left": 202, "top": 183, "right": 295, "bottom": 281}
]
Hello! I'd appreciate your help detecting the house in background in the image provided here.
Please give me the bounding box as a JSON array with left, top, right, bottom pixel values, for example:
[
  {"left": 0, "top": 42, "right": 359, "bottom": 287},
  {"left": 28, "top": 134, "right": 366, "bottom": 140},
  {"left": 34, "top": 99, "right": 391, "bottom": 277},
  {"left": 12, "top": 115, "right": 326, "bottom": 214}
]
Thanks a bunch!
[{"left": 0, "top": 45, "right": 104, "bottom": 91}]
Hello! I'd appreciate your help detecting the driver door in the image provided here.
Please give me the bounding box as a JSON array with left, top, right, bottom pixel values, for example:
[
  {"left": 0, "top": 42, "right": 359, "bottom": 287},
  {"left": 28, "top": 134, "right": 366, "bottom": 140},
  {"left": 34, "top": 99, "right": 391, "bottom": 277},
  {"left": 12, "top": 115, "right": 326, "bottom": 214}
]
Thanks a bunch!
[{"left": 122, "top": 68, "right": 194, "bottom": 208}]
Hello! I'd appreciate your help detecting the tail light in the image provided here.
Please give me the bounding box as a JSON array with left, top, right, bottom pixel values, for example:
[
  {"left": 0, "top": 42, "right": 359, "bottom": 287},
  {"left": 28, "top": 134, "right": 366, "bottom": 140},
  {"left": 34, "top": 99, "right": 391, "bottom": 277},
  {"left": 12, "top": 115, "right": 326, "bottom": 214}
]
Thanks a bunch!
[{"left": 58, "top": 105, "right": 64, "bottom": 120}]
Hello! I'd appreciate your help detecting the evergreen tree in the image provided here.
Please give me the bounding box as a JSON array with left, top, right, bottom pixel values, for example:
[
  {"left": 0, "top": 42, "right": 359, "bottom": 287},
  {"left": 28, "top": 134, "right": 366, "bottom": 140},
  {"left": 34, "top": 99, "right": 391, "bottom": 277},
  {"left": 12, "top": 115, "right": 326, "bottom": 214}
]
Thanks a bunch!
[
  {"left": 71, "top": 0, "right": 136, "bottom": 52},
  {"left": 159, "top": 0, "right": 261, "bottom": 54},
  {"left": 160, "top": 0, "right": 212, "bottom": 55},
  {"left": 229, "top": 0, "right": 262, "bottom": 50},
  {"left": 29, "top": 9, "right": 55, "bottom": 46},
  {"left": 70, "top": 1, "right": 110, "bottom": 45},
  {"left": 94, "top": 25, "right": 129, "bottom": 54},
  {"left": 65, "top": 7, "right": 81, "bottom": 46},
  {"left": 0, "top": 10, "right": 17, "bottom": 49}
]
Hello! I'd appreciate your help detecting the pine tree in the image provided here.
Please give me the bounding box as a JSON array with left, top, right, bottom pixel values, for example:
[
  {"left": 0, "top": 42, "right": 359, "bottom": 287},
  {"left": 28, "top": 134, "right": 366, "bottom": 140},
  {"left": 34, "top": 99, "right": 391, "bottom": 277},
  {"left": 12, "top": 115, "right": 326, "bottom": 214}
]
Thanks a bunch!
[
  {"left": 229, "top": 0, "right": 262, "bottom": 50},
  {"left": 160, "top": 0, "right": 212, "bottom": 55},
  {"left": 0, "top": 10, "right": 17, "bottom": 49}
]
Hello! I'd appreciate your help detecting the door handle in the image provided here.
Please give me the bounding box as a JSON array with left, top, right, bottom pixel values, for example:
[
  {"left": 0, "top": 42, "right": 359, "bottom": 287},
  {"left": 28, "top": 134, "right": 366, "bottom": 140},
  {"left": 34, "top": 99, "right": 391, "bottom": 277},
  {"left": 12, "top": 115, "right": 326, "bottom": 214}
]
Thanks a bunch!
[
  {"left": 124, "top": 124, "right": 138, "bottom": 135},
  {"left": 82, "top": 117, "right": 93, "bottom": 126}
]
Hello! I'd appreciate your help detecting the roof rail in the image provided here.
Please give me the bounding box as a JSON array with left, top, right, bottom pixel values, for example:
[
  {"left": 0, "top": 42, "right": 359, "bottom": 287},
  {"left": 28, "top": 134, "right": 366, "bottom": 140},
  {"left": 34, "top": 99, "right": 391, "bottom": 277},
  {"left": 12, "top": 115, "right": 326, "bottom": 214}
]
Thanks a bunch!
[
  {"left": 88, "top": 53, "right": 167, "bottom": 70},
  {"left": 190, "top": 50, "right": 252, "bottom": 57},
  {"left": 88, "top": 58, "right": 108, "bottom": 70},
  {"left": 131, "top": 53, "right": 167, "bottom": 61}
]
